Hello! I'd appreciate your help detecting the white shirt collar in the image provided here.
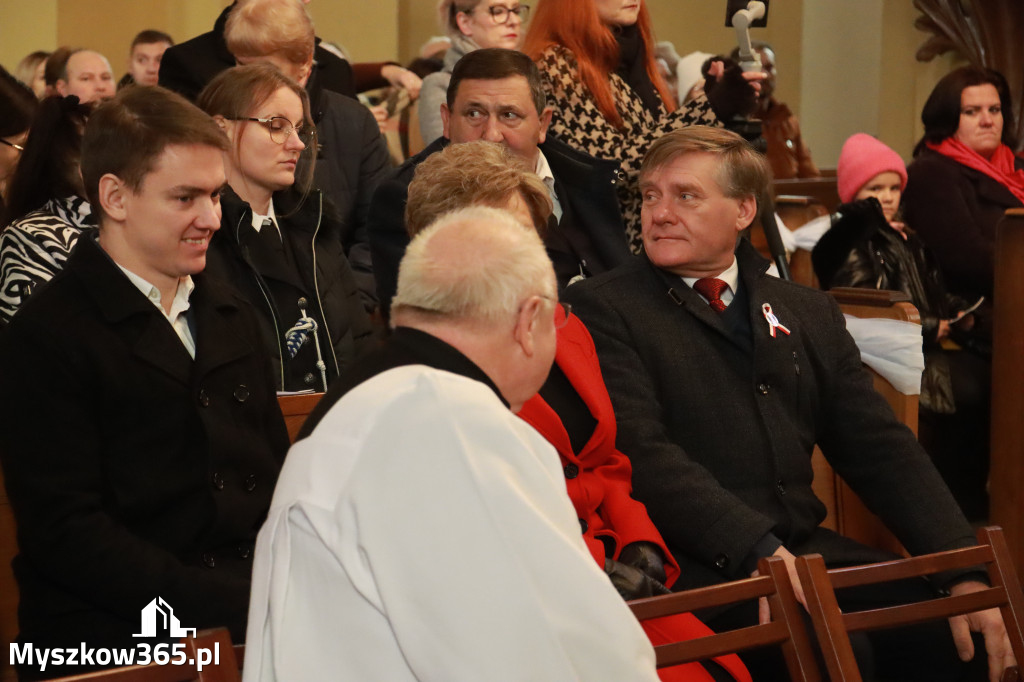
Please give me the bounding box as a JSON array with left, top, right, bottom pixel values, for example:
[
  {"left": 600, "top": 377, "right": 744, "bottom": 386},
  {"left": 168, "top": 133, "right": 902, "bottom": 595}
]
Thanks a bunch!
[
  {"left": 115, "top": 265, "right": 197, "bottom": 358},
  {"left": 251, "top": 200, "right": 281, "bottom": 238},
  {"left": 534, "top": 149, "right": 562, "bottom": 222}
]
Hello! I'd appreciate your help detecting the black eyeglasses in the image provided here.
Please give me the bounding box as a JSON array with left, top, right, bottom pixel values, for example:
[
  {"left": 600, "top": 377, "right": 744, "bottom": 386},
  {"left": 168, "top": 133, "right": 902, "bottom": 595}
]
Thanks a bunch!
[
  {"left": 475, "top": 3, "right": 530, "bottom": 25},
  {"left": 540, "top": 296, "right": 571, "bottom": 329},
  {"left": 0, "top": 138, "right": 25, "bottom": 152},
  {"left": 231, "top": 116, "right": 314, "bottom": 146}
]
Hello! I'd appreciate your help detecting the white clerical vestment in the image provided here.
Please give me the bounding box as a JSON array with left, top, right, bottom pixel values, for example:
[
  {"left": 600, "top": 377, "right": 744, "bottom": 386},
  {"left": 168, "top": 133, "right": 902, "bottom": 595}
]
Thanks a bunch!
[{"left": 244, "top": 365, "right": 657, "bottom": 681}]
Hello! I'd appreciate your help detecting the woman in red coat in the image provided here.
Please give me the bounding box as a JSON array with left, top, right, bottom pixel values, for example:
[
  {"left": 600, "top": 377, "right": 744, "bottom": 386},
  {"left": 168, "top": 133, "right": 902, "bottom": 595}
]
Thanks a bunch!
[{"left": 405, "top": 140, "right": 751, "bottom": 682}]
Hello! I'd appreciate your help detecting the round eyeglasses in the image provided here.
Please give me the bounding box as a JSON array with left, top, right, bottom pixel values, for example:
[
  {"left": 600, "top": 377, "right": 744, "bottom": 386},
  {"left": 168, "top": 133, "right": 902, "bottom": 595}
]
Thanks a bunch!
[
  {"left": 476, "top": 3, "right": 530, "bottom": 25},
  {"left": 232, "top": 117, "right": 314, "bottom": 146},
  {"left": 0, "top": 138, "right": 25, "bottom": 152}
]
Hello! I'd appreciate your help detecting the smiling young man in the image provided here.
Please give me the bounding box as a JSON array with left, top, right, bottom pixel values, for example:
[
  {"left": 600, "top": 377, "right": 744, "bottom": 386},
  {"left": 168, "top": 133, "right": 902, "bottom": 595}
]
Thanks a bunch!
[
  {"left": 564, "top": 126, "right": 1015, "bottom": 681},
  {"left": 0, "top": 86, "right": 289, "bottom": 680}
]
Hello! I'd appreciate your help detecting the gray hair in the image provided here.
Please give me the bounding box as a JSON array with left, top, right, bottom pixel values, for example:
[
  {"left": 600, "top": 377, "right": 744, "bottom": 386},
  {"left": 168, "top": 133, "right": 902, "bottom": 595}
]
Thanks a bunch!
[{"left": 392, "top": 206, "right": 555, "bottom": 326}]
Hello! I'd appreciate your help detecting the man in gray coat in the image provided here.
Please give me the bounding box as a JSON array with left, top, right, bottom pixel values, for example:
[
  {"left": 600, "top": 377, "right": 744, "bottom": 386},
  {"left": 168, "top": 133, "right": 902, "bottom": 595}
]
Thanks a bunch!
[{"left": 564, "top": 126, "right": 1013, "bottom": 681}]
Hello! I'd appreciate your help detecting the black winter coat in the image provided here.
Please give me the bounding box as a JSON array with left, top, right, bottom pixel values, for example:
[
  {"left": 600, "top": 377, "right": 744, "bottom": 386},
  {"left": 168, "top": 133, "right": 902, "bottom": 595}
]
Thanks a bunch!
[
  {"left": 0, "top": 236, "right": 289, "bottom": 678},
  {"left": 206, "top": 188, "right": 376, "bottom": 392},
  {"left": 812, "top": 198, "right": 973, "bottom": 413}
]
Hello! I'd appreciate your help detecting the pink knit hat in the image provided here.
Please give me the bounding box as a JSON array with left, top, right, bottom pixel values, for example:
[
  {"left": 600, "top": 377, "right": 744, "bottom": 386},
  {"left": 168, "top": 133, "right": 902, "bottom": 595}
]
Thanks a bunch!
[{"left": 836, "top": 133, "right": 908, "bottom": 203}]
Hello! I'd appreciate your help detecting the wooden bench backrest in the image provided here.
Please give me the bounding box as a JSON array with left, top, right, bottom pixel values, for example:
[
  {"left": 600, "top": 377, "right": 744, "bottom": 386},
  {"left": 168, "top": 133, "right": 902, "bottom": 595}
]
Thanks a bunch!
[
  {"left": 773, "top": 177, "right": 841, "bottom": 214},
  {"left": 814, "top": 288, "right": 920, "bottom": 557},
  {"left": 990, "top": 208, "right": 1024, "bottom": 581},
  {"left": 277, "top": 393, "right": 325, "bottom": 444}
]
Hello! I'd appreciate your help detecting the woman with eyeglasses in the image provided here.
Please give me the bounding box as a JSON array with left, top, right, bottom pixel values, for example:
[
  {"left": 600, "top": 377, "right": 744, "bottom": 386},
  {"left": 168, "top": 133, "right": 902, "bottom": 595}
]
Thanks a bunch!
[
  {"left": 404, "top": 141, "right": 751, "bottom": 682},
  {"left": 0, "top": 94, "right": 92, "bottom": 328},
  {"left": 0, "top": 65, "right": 37, "bottom": 218},
  {"left": 418, "top": 0, "right": 531, "bottom": 144},
  {"left": 198, "top": 64, "right": 375, "bottom": 393}
]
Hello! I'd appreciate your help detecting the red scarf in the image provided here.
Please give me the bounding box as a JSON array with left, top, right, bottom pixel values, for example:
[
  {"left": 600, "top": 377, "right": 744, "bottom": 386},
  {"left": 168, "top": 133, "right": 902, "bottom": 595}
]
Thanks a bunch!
[{"left": 927, "top": 137, "right": 1024, "bottom": 206}]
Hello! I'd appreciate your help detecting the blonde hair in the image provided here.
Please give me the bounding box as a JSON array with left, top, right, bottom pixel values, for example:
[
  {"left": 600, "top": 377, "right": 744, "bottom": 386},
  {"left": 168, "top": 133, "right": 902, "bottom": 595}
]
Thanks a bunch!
[
  {"left": 225, "top": 0, "right": 315, "bottom": 66},
  {"left": 393, "top": 206, "right": 555, "bottom": 325},
  {"left": 641, "top": 126, "right": 771, "bottom": 201},
  {"left": 405, "top": 141, "right": 552, "bottom": 236}
]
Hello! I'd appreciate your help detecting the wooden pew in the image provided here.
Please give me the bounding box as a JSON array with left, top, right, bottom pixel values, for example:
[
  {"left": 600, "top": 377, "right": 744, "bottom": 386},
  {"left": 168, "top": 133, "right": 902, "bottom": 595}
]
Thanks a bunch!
[
  {"left": 990, "top": 208, "right": 1024, "bottom": 581},
  {"left": 813, "top": 288, "right": 920, "bottom": 557},
  {"left": 773, "top": 177, "right": 841, "bottom": 214},
  {"left": 277, "top": 393, "right": 325, "bottom": 443}
]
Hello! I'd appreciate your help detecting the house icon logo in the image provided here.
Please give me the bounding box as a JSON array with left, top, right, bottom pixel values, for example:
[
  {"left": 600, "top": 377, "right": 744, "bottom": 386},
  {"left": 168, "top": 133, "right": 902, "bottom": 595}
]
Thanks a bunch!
[{"left": 133, "top": 597, "right": 197, "bottom": 638}]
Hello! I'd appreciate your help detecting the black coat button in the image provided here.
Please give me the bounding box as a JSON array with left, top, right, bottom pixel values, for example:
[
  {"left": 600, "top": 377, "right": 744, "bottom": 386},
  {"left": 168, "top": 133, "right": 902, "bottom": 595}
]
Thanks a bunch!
[
  {"left": 304, "top": 373, "right": 316, "bottom": 385},
  {"left": 198, "top": 389, "right": 210, "bottom": 407},
  {"left": 211, "top": 472, "right": 225, "bottom": 490},
  {"left": 202, "top": 552, "right": 216, "bottom": 569},
  {"left": 564, "top": 463, "right": 579, "bottom": 479},
  {"left": 237, "top": 545, "right": 252, "bottom": 560},
  {"left": 776, "top": 479, "right": 786, "bottom": 495},
  {"left": 244, "top": 474, "right": 257, "bottom": 492},
  {"left": 714, "top": 554, "right": 729, "bottom": 570},
  {"left": 579, "top": 518, "right": 588, "bottom": 534},
  {"left": 757, "top": 382, "right": 770, "bottom": 395},
  {"left": 233, "top": 385, "right": 249, "bottom": 402}
]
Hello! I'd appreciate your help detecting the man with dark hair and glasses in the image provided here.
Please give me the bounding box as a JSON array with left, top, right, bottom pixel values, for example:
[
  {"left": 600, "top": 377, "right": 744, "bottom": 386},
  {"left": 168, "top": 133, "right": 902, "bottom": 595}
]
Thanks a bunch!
[{"left": 373, "top": 47, "right": 630, "bottom": 322}]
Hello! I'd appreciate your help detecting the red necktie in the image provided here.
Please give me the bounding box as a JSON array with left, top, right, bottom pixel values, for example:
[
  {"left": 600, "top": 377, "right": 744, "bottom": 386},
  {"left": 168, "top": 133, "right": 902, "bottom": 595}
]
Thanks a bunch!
[{"left": 693, "top": 277, "right": 729, "bottom": 313}]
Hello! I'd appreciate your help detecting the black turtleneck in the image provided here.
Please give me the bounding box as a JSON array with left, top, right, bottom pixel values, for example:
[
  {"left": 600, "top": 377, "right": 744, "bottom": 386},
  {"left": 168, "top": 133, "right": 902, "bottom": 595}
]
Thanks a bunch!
[{"left": 613, "top": 24, "right": 661, "bottom": 115}]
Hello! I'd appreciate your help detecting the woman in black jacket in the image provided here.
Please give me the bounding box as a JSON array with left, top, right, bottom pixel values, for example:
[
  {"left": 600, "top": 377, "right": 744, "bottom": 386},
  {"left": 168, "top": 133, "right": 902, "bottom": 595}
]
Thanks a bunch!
[
  {"left": 812, "top": 133, "right": 990, "bottom": 520},
  {"left": 198, "top": 63, "right": 375, "bottom": 393}
]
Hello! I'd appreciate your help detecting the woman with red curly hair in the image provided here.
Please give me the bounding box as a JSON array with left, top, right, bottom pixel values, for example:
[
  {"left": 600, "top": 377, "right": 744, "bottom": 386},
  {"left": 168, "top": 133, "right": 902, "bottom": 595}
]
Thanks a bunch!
[{"left": 523, "top": 0, "right": 753, "bottom": 253}]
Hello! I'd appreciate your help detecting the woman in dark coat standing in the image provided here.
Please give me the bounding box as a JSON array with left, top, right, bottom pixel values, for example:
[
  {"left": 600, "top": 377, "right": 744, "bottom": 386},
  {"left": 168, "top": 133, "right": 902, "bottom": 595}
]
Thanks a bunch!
[
  {"left": 902, "top": 66, "right": 1024, "bottom": 332},
  {"left": 198, "top": 64, "right": 375, "bottom": 393}
]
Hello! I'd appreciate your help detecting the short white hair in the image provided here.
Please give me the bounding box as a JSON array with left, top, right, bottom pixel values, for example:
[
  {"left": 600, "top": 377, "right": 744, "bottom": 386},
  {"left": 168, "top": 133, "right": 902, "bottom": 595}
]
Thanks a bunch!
[{"left": 392, "top": 206, "right": 555, "bottom": 325}]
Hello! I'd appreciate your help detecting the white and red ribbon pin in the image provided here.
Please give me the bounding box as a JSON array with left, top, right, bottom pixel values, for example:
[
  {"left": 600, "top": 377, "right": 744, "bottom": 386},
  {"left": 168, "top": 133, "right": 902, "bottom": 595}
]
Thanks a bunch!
[{"left": 761, "top": 303, "right": 791, "bottom": 338}]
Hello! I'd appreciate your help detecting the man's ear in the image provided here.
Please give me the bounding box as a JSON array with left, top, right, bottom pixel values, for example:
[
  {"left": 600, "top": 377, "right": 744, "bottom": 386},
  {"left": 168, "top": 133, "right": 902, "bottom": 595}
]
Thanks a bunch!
[
  {"left": 735, "top": 195, "right": 758, "bottom": 232},
  {"left": 98, "top": 174, "right": 129, "bottom": 223},
  {"left": 537, "top": 106, "right": 553, "bottom": 145},
  {"left": 512, "top": 295, "right": 544, "bottom": 357},
  {"left": 55, "top": 79, "right": 69, "bottom": 97},
  {"left": 297, "top": 55, "right": 314, "bottom": 87},
  {"left": 440, "top": 102, "right": 451, "bottom": 139}
]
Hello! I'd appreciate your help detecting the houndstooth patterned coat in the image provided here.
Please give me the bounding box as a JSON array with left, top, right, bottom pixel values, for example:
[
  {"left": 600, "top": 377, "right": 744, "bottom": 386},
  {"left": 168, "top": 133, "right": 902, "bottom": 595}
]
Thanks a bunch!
[{"left": 536, "top": 44, "right": 720, "bottom": 254}]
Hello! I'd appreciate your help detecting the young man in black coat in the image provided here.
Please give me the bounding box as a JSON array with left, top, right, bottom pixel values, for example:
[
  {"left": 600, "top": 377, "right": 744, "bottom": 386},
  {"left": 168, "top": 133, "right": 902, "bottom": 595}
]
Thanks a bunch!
[
  {"left": 0, "top": 86, "right": 289, "bottom": 680},
  {"left": 563, "top": 126, "right": 1014, "bottom": 681}
]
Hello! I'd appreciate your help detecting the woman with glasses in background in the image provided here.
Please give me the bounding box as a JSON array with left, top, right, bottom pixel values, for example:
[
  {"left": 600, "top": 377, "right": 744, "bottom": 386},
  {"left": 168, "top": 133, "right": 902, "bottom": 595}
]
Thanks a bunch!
[
  {"left": 198, "top": 64, "right": 375, "bottom": 393},
  {"left": 0, "top": 94, "right": 92, "bottom": 328},
  {"left": 0, "top": 65, "right": 37, "bottom": 218},
  {"left": 418, "top": 0, "right": 531, "bottom": 144}
]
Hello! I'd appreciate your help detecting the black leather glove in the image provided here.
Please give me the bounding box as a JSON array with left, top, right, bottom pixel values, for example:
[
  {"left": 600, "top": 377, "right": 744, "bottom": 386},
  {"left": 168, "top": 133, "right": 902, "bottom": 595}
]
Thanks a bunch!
[
  {"left": 618, "top": 541, "right": 668, "bottom": 585},
  {"left": 702, "top": 57, "right": 759, "bottom": 121},
  {"left": 604, "top": 557, "right": 672, "bottom": 601}
]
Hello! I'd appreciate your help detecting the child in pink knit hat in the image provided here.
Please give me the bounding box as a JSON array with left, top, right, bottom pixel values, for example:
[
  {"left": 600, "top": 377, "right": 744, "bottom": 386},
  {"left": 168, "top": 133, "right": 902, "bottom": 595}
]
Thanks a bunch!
[
  {"left": 813, "top": 132, "right": 990, "bottom": 521},
  {"left": 836, "top": 132, "right": 908, "bottom": 221}
]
